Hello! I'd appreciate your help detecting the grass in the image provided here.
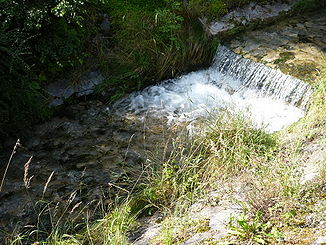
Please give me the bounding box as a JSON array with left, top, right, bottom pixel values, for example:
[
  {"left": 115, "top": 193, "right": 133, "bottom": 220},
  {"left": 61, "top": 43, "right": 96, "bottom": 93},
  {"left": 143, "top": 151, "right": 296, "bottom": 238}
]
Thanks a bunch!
[
  {"left": 133, "top": 68, "right": 325, "bottom": 244},
  {"left": 7, "top": 68, "right": 325, "bottom": 243},
  {"left": 97, "top": 0, "right": 220, "bottom": 101},
  {"left": 6, "top": 67, "right": 325, "bottom": 244},
  {"left": 152, "top": 215, "right": 210, "bottom": 244}
]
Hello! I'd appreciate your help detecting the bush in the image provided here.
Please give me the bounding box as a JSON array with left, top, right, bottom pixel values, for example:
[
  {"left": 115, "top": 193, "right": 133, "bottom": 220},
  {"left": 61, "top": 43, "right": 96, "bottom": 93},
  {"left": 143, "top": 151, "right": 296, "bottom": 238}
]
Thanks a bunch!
[
  {"left": 0, "top": 25, "right": 50, "bottom": 139},
  {"left": 0, "top": 0, "right": 104, "bottom": 139},
  {"left": 189, "top": 0, "right": 228, "bottom": 19},
  {"left": 292, "top": 0, "right": 326, "bottom": 12},
  {"left": 98, "top": 0, "right": 218, "bottom": 100}
]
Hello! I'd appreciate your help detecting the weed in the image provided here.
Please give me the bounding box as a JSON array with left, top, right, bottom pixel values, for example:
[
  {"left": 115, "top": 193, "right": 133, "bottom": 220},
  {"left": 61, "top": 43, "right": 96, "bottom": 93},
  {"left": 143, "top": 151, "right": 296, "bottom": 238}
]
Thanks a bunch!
[
  {"left": 153, "top": 215, "right": 210, "bottom": 244},
  {"left": 228, "top": 209, "right": 283, "bottom": 244}
]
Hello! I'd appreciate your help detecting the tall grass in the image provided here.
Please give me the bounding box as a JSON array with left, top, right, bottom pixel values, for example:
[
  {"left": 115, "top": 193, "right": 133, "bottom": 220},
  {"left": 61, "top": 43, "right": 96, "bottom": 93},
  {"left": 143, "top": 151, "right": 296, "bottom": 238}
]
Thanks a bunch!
[
  {"left": 226, "top": 70, "right": 326, "bottom": 243},
  {"left": 97, "top": 0, "right": 219, "bottom": 101},
  {"left": 8, "top": 71, "right": 325, "bottom": 244},
  {"left": 6, "top": 110, "right": 275, "bottom": 244},
  {"left": 8, "top": 84, "right": 326, "bottom": 244}
]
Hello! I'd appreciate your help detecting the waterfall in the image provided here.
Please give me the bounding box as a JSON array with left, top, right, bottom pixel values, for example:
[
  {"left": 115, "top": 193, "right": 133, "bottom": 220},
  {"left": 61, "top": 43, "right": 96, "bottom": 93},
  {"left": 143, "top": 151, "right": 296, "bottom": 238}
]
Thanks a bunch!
[
  {"left": 113, "top": 46, "right": 313, "bottom": 132},
  {"left": 213, "top": 46, "right": 313, "bottom": 110}
]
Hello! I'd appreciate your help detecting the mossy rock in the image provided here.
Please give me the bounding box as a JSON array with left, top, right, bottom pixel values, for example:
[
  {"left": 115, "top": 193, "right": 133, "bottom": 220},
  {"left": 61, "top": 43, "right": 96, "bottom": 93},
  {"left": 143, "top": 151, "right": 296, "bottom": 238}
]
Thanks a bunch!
[
  {"left": 278, "top": 61, "right": 319, "bottom": 83},
  {"left": 273, "top": 52, "right": 296, "bottom": 64}
]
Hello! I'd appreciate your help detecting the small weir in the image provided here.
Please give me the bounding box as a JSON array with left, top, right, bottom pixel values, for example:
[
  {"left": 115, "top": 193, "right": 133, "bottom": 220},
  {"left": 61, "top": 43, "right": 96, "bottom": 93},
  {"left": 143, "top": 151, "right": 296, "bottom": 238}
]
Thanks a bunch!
[
  {"left": 113, "top": 46, "right": 313, "bottom": 132},
  {"left": 213, "top": 46, "right": 313, "bottom": 109}
]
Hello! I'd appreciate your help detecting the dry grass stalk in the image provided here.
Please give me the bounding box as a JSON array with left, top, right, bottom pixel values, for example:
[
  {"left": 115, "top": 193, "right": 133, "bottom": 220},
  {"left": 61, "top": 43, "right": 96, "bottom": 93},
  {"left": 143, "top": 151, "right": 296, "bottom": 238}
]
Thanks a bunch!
[
  {"left": 70, "top": 201, "right": 82, "bottom": 214},
  {"left": 23, "top": 156, "right": 34, "bottom": 189},
  {"left": 43, "top": 171, "right": 54, "bottom": 198},
  {"left": 108, "top": 182, "right": 130, "bottom": 193},
  {"left": 0, "top": 139, "right": 21, "bottom": 192}
]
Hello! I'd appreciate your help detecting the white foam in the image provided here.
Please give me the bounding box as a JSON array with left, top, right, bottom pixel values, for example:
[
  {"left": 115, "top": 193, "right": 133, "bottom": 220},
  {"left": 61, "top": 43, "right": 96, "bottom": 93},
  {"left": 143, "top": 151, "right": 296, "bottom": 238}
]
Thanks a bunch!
[{"left": 114, "top": 68, "right": 304, "bottom": 133}]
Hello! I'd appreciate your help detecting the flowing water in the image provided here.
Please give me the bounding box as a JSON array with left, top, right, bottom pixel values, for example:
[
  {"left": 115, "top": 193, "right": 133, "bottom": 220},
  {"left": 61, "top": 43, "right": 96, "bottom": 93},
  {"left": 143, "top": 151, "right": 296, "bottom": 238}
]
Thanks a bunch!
[{"left": 113, "top": 46, "right": 313, "bottom": 132}]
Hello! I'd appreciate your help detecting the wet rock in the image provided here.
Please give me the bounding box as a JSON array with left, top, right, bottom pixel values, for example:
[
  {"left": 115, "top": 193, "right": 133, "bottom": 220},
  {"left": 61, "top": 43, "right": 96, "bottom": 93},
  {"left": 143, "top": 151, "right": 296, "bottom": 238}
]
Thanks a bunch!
[
  {"left": 125, "top": 150, "right": 143, "bottom": 165},
  {"left": 82, "top": 176, "right": 96, "bottom": 185},
  {"left": 113, "top": 130, "right": 136, "bottom": 146},
  {"left": 25, "top": 137, "right": 41, "bottom": 150},
  {"left": 225, "top": 86, "right": 235, "bottom": 95},
  {"left": 46, "top": 71, "right": 104, "bottom": 106},
  {"left": 305, "top": 21, "right": 315, "bottom": 28},
  {"left": 207, "top": 2, "right": 295, "bottom": 35},
  {"left": 76, "top": 161, "right": 99, "bottom": 170},
  {"left": 2, "top": 137, "right": 18, "bottom": 149},
  {"left": 0, "top": 99, "right": 170, "bottom": 241}
]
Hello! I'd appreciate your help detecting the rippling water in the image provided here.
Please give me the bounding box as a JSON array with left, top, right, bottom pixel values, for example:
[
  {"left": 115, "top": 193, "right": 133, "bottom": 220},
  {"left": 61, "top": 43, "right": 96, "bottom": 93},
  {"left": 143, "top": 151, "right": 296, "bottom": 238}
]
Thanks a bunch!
[{"left": 113, "top": 46, "right": 312, "bottom": 133}]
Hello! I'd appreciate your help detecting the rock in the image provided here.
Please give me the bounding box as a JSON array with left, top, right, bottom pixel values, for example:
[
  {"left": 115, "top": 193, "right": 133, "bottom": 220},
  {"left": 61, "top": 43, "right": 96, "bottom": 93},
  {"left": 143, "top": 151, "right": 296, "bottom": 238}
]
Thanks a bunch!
[
  {"left": 82, "top": 176, "right": 96, "bottom": 185},
  {"left": 207, "top": 2, "right": 293, "bottom": 35},
  {"left": 75, "top": 71, "right": 104, "bottom": 97},
  {"left": 0, "top": 97, "right": 170, "bottom": 242},
  {"left": 100, "top": 14, "right": 110, "bottom": 33},
  {"left": 47, "top": 79, "right": 75, "bottom": 99},
  {"left": 227, "top": 9, "right": 326, "bottom": 82},
  {"left": 2, "top": 137, "right": 17, "bottom": 149},
  {"left": 230, "top": 40, "right": 241, "bottom": 49},
  {"left": 209, "top": 21, "right": 234, "bottom": 35},
  {"left": 46, "top": 71, "right": 104, "bottom": 107},
  {"left": 225, "top": 86, "right": 235, "bottom": 95},
  {"left": 181, "top": 232, "right": 212, "bottom": 245},
  {"left": 76, "top": 161, "right": 98, "bottom": 170},
  {"left": 305, "top": 21, "right": 315, "bottom": 28},
  {"left": 125, "top": 150, "right": 143, "bottom": 165},
  {"left": 129, "top": 212, "right": 163, "bottom": 245},
  {"left": 25, "top": 137, "right": 41, "bottom": 150},
  {"left": 315, "top": 236, "right": 326, "bottom": 245}
]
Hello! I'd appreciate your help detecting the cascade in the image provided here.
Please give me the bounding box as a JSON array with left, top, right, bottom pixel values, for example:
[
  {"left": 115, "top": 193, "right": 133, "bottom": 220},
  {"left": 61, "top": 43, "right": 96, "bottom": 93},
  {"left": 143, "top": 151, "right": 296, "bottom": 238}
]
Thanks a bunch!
[
  {"left": 113, "top": 46, "right": 313, "bottom": 132},
  {"left": 213, "top": 46, "right": 313, "bottom": 110}
]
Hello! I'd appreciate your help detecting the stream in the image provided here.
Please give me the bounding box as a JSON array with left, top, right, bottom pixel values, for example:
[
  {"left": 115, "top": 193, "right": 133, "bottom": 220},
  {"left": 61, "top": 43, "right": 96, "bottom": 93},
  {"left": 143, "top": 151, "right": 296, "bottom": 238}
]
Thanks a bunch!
[
  {"left": 1, "top": 9, "right": 324, "bottom": 240},
  {"left": 113, "top": 46, "right": 312, "bottom": 133}
]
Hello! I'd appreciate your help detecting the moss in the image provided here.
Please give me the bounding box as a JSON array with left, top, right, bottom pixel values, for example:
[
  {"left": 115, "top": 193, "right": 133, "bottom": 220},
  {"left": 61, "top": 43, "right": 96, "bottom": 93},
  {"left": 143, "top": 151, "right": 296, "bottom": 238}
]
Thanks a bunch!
[
  {"left": 278, "top": 61, "right": 319, "bottom": 83},
  {"left": 273, "top": 52, "right": 295, "bottom": 64}
]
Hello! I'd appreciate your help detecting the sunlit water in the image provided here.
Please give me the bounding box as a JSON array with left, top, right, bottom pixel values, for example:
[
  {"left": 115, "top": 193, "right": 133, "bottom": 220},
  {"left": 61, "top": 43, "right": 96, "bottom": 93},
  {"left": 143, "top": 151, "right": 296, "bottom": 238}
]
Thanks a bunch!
[{"left": 113, "top": 46, "right": 312, "bottom": 133}]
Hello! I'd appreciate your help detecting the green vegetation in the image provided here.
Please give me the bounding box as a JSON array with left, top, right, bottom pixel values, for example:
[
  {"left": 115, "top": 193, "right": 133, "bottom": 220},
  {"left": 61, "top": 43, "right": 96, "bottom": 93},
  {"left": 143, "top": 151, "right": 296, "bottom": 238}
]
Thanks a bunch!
[
  {"left": 228, "top": 210, "right": 283, "bottom": 244},
  {"left": 98, "top": 0, "right": 219, "bottom": 101},
  {"left": 0, "top": 0, "right": 221, "bottom": 140},
  {"left": 0, "top": 0, "right": 102, "bottom": 138},
  {"left": 292, "top": 0, "right": 326, "bottom": 12}
]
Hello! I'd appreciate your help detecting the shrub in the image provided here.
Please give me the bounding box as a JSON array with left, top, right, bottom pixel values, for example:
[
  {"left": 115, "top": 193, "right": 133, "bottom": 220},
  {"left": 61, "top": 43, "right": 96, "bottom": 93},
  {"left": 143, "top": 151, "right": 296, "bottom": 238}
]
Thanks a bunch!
[
  {"left": 0, "top": 25, "right": 50, "bottom": 139},
  {"left": 0, "top": 0, "right": 103, "bottom": 139},
  {"left": 188, "top": 0, "right": 228, "bottom": 19},
  {"left": 99, "top": 0, "right": 218, "bottom": 100},
  {"left": 292, "top": 0, "right": 326, "bottom": 12}
]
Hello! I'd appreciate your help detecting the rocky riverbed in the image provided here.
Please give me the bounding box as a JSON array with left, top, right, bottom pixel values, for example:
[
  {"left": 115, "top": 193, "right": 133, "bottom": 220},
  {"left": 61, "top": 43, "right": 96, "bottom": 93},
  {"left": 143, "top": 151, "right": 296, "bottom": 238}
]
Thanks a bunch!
[{"left": 0, "top": 100, "right": 176, "bottom": 242}]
